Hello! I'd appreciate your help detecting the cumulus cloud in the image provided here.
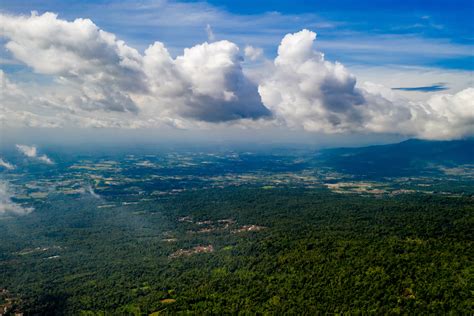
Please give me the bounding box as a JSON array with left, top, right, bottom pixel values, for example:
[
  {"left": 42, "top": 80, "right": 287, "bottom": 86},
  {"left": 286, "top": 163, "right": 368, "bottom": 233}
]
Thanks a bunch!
[
  {"left": 0, "top": 12, "right": 270, "bottom": 124},
  {"left": 0, "top": 181, "right": 33, "bottom": 216},
  {"left": 141, "top": 39, "right": 271, "bottom": 122},
  {"left": 16, "top": 144, "right": 54, "bottom": 164},
  {"left": 259, "top": 29, "right": 366, "bottom": 132},
  {"left": 244, "top": 45, "right": 264, "bottom": 61},
  {"left": 415, "top": 87, "right": 474, "bottom": 139},
  {"left": 0, "top": 12, "right": 472, "bottom": 140},
  {"left": 258, "top": 29, "right": 473, "bottom": 138},
  {"left": 1, "top": 12, "right": 144, "bottom": 113},
  {"left": 174, "top": 41, "right": 271, "bottom": 121},
  {"left": 0, "top": 158, "right": 15, "bottom": 170},
  {"left": 0, "top": 69, "right": 67, "bottom": 128}
]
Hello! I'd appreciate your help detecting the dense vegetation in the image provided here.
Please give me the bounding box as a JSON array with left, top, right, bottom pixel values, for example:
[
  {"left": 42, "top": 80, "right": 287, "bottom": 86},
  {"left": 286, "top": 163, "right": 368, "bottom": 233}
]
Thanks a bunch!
[{"left": 1, "top": 187, "right": 473, "bottom": 314}]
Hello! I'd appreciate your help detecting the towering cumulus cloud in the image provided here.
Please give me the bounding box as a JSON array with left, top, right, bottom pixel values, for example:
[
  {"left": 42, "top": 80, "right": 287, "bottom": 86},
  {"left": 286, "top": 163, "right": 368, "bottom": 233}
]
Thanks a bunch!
[
  {"left": 0, "top": 12, "right": 472, "bottom": 139},
  {"left": 175, "top": 41, "right": 270, "bottom": 121},
  {"left": 0, "top": 12, "right": 269, "bottom": 123},
  {"left": 143, "top": 40, "right": 270, "bottom": 121},
  {"left": 259, "top": 30, "right": 366, "bottom": 132},
  {"left": 259, "top": 29, "right": 474, "bottom": 139}
]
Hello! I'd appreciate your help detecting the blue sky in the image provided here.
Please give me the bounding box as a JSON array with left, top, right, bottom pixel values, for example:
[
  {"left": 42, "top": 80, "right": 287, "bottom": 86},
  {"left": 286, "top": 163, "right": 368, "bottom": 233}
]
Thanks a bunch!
[
  {"left": 206, "top": 0, "right": 473, "bottom": 43},
  {"left": 1, "top": 0, "right": 473, "bottom": 70},
  {"left": 0, "top": 0, "right": 472, "bottom": 143}
]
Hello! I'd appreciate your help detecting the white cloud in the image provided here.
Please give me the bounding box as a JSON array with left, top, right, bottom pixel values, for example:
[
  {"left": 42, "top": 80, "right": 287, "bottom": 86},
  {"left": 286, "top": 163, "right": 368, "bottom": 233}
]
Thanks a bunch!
[
  {"left": 1, "top": 12, "right": 270, "bottom": 125},
  {"left": 1, "top": 12, "right": 144, "bottom": 113},
  {"left": 140, "top": 38, "right": 271, "bottom": 122},
  {"left": 206, "top": 24, "right": 215, "bottom": 42},
  {"left": 87, "top": 185, "right": 101, "bottom": 199},
  {"left": 173, "top": 40, "right": 271, "bottom": 121},
  {"left": 258, "top": 29, "right": 366, "bottom": 133},
  {"left": 416, "top": 88, "right": 474, "bottom": 140},
  {"left": 0, "top": 158, "right": 15, "bottom": 170},
  {"left": 38, "top": 155, "right": 54, "bottom": 164},
  {"left": 16, "top": 144, "right": 54, "bottom": 164},
  {"left": 258, "top": 29, "right": 474, "bottom": 139},
  {"left": 352, "top": 65, "right": 473, "bottom": 101},
  {"left": 1, "top": 0, "right": 469, "bottom": 68},
  {"left": 317, "top": 34, "right": 472, "bottom": 60},
  {"left": 0, "top": 12, "right": 472, "bottom": 140},
  {"left": 244, "top": 45, "right": 264, "bottom": 61},
  {"left": 0, "top": 69, "right": 67, "bottom": 128},
  {"left": 0, "top": 181, "right": 33, "bottom": 216}
]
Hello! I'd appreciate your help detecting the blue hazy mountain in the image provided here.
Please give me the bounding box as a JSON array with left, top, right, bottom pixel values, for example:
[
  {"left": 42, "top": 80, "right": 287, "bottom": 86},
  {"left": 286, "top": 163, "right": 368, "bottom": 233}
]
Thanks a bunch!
[{"left": 318, "top": 139, "right": 474, "bottom": 178}]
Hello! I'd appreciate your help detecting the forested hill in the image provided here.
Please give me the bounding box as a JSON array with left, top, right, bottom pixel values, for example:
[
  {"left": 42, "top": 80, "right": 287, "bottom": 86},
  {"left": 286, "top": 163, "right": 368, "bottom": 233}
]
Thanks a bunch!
[{"left": 317, "top": 139, "right": 474, "bottom": 178}]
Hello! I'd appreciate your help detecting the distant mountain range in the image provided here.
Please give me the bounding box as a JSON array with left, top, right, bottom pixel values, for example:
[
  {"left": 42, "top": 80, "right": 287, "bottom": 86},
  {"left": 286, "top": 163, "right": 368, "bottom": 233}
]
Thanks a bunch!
[{"left": 318, "top": 139, "right": 474, "bottom": 178}]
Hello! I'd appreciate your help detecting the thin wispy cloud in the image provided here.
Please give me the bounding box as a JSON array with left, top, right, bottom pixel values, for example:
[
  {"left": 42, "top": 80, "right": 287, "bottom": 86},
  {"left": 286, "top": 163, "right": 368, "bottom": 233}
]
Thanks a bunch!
[
  {"left": 87, "top": 185, "right": 101, "bottom": 199},
  {"left": 16, "top": 144, "right": 54, "bottom": 164},
  {"left": 0, "top": 181, "right": 33, "bottom": 216},
  {"left": 0, "top": 158, "right": 15, "bottom": 170},
  {"left": 206, "top": 24, "right": 216, "bottom": 42},
  {"left": 393, "top": 84, "right": 449, "bottom": 92}
]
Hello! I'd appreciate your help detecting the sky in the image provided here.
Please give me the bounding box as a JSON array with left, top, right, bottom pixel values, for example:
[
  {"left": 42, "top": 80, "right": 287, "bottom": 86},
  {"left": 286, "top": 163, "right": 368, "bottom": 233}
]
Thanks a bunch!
[{"left": 0, "top": 0, "right": 473, "bottom": 145}]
